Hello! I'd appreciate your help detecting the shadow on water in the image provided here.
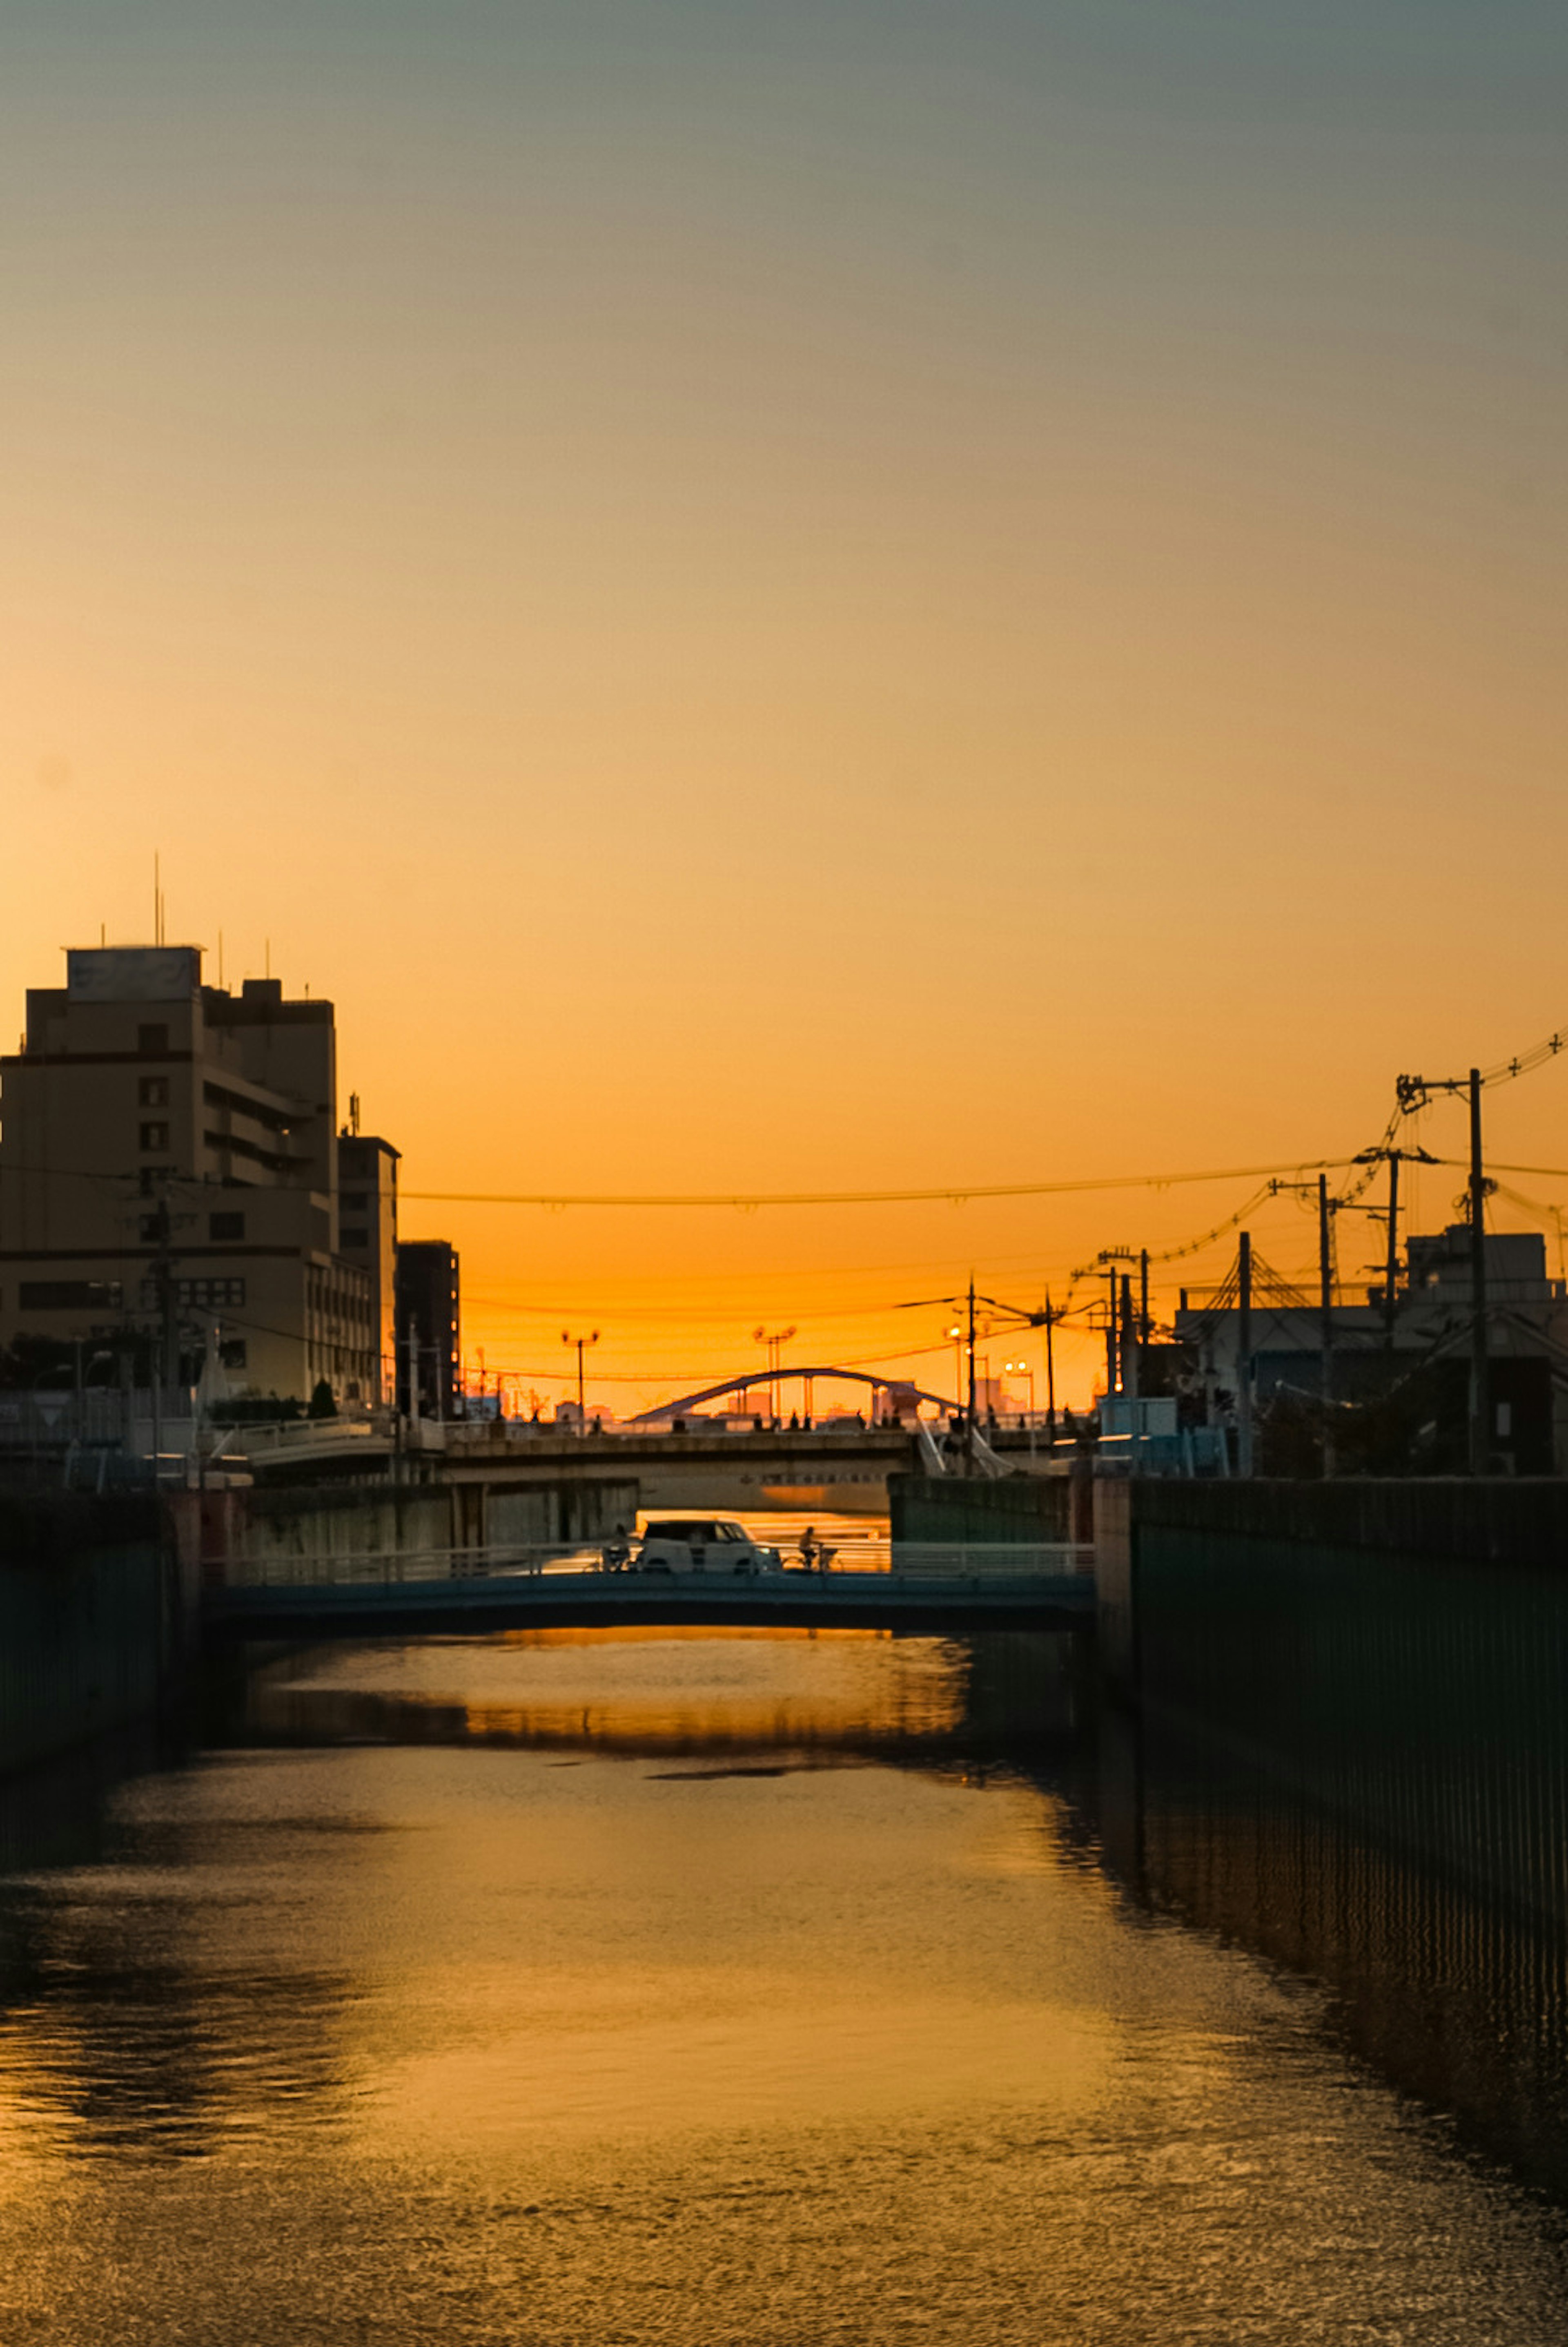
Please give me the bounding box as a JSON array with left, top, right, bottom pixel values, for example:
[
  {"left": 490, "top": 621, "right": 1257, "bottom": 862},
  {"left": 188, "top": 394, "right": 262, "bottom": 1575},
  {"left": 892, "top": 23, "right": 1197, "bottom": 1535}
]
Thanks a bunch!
[
  {"left": 0, "top": 1722, "right": 362, "bottom": 2165},
  {"left": 1060, "top": 1518, "right": 1568, "bottom": 2210}
]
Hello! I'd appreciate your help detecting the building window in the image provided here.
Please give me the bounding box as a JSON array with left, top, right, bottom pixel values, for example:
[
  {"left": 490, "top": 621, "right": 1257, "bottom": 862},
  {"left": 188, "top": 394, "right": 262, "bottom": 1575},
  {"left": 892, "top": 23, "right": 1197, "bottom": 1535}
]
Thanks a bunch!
[
  {"left": 341, "top": 1192, "right": 368, "bottom": 1213},
  {"left": 209, "top": 1211, "right": 246, "bottom": 1242},
  {"left": 139, "top": 1214, "right": 161, "bottom": 1243},
  {"left": 138, "top": 1276, "right": 247, "bottom": 1310},
  {"left": 219, "top": 1339, "right": 248, "bottom": 1370},
  {"left": 341, "top": 1227, "right": 368, "bottom": 1249},
  {"left": 138, "top": 1076, "right": 169, "bottom": 1107},
  {"left": 139, "top": 1121, "right": 169, "bottom": 1152},
  {"left": 19, "top": 1280, "right": 123, "bottom": 1311},
  {"left": 137, "top": 1023, "right": 169, "bottom": 1054}
]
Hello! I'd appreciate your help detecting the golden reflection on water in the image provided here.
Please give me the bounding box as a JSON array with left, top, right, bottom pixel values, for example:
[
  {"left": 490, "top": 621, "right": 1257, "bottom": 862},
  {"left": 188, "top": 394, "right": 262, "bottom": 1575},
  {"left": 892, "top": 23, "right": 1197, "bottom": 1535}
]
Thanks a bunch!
[
  {"left": 0, "top": 1629, "right": 1564, "bottom": 2345},
  {"left": 243, "top": 1625, "right": 969, "bottom": 1762}
]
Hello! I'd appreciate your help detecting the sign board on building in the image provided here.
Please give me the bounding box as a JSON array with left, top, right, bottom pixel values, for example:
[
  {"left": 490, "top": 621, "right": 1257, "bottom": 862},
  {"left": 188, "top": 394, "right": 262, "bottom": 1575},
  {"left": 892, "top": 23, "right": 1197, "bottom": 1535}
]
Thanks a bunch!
[{"left": 67, "top": 947, "right": 200, "bottom": 1002}]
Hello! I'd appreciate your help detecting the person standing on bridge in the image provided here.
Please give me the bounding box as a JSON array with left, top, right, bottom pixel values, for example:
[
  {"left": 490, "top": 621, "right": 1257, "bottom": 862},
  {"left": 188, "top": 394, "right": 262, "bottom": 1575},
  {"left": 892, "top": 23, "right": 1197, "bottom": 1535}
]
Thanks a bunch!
[{"left": 800, "top": 1525, "right": 820, "bottom": 1573}]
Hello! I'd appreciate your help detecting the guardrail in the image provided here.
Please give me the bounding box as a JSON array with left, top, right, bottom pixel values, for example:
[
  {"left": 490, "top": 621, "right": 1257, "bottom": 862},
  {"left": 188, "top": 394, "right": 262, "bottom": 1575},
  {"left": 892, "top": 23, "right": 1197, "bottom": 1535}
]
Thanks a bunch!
[{"left": 223, "top": 1416, "right": 393, "bottom": 1461}]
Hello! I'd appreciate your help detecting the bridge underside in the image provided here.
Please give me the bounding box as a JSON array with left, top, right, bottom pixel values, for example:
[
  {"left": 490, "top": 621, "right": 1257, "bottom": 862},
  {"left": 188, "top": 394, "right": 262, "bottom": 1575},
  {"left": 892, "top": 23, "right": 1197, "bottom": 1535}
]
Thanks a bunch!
[{"left": 203, "top": 1572, "right": 1094, "bottom": 1641}]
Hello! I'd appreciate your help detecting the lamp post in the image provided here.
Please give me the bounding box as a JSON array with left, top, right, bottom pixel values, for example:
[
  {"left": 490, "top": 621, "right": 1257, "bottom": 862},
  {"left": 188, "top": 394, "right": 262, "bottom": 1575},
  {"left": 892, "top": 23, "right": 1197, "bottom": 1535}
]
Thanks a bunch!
[
  {"left": 752, "top": 1325, "right": 796, "bottom": 1421},
  {"left": 1004, "top": 1359, "right": 1036, "bottom": 1459},
  {"left": 561, "top": 1329, "right": 599, "bottom": 1435}
]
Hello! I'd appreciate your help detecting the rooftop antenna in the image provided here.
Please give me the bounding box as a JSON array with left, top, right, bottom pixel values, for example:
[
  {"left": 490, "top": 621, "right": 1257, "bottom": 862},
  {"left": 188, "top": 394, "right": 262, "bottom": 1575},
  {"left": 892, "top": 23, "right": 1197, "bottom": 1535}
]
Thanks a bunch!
[{"left": 349, "top": 1092, "right": 361, "bottom": 1137}]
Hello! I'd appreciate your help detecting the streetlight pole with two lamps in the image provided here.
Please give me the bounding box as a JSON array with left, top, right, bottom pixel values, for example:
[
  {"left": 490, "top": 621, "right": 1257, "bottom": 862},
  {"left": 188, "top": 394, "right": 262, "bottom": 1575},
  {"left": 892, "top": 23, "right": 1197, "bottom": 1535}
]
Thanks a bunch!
[{"left": 561, "top": 1329, "right": 599, "bottom": 1435}]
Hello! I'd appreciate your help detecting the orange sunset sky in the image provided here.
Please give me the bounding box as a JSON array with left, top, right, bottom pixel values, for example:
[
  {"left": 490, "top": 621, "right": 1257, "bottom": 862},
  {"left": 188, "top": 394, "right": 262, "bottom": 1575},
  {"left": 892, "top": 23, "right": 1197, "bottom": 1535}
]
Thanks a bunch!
[{"left": 3, "top": 1, "right": 1565, "bottom": 1413}]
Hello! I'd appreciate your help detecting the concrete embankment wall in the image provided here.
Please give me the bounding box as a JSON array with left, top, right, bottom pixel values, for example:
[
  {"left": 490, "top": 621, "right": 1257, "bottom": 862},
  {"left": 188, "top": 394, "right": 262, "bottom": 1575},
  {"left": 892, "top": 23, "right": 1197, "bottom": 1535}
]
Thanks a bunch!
[
  {"left": 197, "top": 1473, "right": 642, "bottom": 1577},
  {"left": 1109, "top": 1477, "right": 1568, "bottom": 1933},
  {"left": 0, "top": 1495, "right": 176, "bottom": 1776},
  {"left": 1130, "top": 1475, "right": 1568, "bottom": 1568},
  {"left": 889, "top": 1473, "right": 1073, "bottom": 1544}
]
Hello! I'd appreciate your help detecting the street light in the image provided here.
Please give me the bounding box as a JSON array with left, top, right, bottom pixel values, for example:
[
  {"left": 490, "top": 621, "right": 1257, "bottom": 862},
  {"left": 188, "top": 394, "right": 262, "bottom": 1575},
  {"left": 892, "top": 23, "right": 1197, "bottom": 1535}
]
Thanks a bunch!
[
  {"left": 561, "top": 1329, "right": 599, "bottom": 1435},
  {"left": 1004, "top": 1357, "right": 1036, "bottom": 1460},
  {"left": 751, "top": 1324, "right": 796, "bottom": 1421},
  {"left": 947, "top": 1325, "right": 965, "bottom": 1413}
]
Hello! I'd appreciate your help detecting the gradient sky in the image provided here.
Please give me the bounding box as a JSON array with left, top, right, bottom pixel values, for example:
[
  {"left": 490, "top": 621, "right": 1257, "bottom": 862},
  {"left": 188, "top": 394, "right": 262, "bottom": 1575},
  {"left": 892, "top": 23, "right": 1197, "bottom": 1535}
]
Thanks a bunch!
[{"left": 3, "top": 1, "right": 1566, "bottom": 1410}]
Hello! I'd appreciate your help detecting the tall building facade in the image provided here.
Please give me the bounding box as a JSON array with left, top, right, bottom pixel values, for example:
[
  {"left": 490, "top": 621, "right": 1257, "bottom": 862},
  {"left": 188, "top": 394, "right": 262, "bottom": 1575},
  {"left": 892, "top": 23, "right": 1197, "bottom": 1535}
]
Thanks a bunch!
[
  {"left": 0, "top": 945, "right": 384, "bottom": 1405},
  {"left": 394, "top": 1240, "right": 461, "bottom": 1420},
  {"left": 336, "top": 1130, "right": 400, "bottom": 1404}
]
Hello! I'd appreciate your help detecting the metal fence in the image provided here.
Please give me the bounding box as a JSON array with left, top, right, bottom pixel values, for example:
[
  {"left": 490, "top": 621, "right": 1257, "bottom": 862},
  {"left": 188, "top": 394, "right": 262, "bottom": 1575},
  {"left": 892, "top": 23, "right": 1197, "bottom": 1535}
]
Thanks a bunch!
[{"left": 891, "top": 1541, "right": 1095, "bottom": 1580}]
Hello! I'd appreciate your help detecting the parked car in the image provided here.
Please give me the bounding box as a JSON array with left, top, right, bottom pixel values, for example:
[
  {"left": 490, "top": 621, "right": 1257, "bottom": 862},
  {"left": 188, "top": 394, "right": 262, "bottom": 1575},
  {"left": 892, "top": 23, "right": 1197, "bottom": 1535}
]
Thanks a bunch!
[{"left": 633, "top": 1517, "right": 784, "bottom": 1575}]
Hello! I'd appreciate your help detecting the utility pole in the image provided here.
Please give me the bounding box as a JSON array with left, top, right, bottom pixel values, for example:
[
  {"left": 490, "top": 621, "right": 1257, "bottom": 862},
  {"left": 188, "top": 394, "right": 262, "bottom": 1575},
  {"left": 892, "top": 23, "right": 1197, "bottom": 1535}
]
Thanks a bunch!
[
  {"left": 1139, "top": 1248, "right": 1150, "bottom": 1343},
  {"left": 900, "top": 1280, "right": 1062, "bottom": 1468},
  {"left": 1105, "top": 1267, "right": 1118, "bottom": 1401},
  {"left": 1383, "top": 1150, "right": 1401, "bottom": 1352},
  {"left": 1469, "top": 1067, "right": 1490, "bottom": 1475},
  {"left": 1394, "top": 1069, "right": 1489, "bottom": 1472},
  {"left": 1122, "top": 1271, "right": 1139, "bottom": 1466},
  {"left": 1318, "top": 1175, "right": 1335, "bottom": 1479},
  {"left": 1043, "top": 1290, "right": 1058, "bottom": 1450},
  {"left": 1236, "top": 1231, "right": 1254, "bottom": 1477},
  {"left": 405, "top": 1316, "right": 421, "bottom": 1423}
]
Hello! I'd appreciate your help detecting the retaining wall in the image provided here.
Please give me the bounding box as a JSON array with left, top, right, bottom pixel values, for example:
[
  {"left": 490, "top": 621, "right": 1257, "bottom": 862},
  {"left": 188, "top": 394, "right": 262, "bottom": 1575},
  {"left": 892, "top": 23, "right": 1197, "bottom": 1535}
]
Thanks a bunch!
[
  {"left": 0, "top": 1495, "right": 175, "bottom": 1776},
  {"left": 1113, "top": 1477, "right": 1568, "bottom": 1934}
]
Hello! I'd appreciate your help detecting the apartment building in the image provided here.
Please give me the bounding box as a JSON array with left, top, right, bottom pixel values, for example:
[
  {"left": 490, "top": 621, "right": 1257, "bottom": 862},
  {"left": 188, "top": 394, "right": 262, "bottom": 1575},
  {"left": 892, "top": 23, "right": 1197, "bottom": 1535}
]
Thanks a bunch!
[
  {"left": 0, "top": 944, "right": 382, "bottom": 1405},
  {"left": 394, "top": 1239, "right": 461, "bottom": 1420},
  {"left": 336, "top": 1127, "right": 400, "bottom": 1403}
]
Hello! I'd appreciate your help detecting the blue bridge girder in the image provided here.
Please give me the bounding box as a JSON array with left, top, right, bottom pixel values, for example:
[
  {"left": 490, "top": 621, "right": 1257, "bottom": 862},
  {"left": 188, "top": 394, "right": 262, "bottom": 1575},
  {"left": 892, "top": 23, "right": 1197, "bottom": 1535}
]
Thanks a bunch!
[{"left": 203, "top": 1568, "right": 1094, "bottom": 1640}]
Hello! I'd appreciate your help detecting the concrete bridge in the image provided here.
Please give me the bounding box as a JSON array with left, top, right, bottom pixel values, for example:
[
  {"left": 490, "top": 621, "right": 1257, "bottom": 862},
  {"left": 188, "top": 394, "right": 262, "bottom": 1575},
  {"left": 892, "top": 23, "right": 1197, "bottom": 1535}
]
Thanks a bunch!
[{"left": 438, "top": 1420, "right": 927, "bottom": 1516}]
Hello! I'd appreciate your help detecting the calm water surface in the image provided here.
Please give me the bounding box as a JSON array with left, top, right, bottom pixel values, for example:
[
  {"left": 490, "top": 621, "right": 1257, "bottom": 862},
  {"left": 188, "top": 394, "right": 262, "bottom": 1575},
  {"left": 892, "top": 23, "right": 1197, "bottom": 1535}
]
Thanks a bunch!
[{"left": 0, "top": 1624, "right": 1564, "bottom": 2344}]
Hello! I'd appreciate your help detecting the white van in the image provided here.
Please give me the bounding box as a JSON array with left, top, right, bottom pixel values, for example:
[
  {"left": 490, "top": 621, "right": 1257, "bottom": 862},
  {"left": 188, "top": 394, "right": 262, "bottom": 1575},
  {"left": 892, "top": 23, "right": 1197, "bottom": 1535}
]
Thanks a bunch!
[{"left": 634, "top": 1516, "right": 784, "bottom": 1576}]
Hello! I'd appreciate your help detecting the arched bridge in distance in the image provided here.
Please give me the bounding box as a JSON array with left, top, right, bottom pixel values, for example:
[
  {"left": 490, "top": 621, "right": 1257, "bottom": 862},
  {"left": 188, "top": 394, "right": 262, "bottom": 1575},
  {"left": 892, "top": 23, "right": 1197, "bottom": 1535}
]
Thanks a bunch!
[{"left": 625, "top": 1369, "right": 957, "bottom": 1424}]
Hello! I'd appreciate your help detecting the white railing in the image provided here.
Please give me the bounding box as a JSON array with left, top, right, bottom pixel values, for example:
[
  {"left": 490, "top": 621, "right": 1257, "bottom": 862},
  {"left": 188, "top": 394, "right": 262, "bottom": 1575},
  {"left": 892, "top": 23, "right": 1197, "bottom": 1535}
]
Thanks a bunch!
[
  {"left": 213, "top": 1541, "right": 600, "bottom": 1587},
  {"left": 222, "top": 1415, "right": 392, "bottom": 1461}
]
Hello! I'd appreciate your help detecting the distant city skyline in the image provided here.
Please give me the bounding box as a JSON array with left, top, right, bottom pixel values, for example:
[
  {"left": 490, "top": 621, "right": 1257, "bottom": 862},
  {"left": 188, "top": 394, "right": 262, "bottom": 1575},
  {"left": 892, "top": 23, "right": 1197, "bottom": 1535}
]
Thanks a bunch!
[{"left": 7, "top": 931, "right": 1565, "bottom": 1419}]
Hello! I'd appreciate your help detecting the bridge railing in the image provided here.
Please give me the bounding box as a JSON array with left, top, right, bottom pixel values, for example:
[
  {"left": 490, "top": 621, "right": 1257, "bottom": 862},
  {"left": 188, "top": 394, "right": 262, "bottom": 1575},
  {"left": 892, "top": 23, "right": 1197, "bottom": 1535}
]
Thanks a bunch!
[
  {"left": 210, "top": 1542, "right": 604, "bottom": 1588},
  {"left": 222, "top": 1414, "right": 394, "bottom": 1461},
  {"left": 209, "top": 1537, "right": 1096, "bottom": 1590}
]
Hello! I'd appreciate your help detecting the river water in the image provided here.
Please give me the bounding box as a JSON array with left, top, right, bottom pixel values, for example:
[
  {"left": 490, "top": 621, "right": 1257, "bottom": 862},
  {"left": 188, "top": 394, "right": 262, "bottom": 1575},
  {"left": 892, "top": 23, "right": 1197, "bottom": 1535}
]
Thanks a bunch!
[{"left": 0, "top": 1617, "right": 1565, "bottom": 2343}]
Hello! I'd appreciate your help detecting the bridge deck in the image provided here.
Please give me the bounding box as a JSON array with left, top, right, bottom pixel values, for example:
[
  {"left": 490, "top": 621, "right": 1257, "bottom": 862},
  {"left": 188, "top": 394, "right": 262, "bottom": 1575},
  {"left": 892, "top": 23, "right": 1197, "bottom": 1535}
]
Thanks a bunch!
[{"left": 203, "top": 1569, "right": 1095, "bottom": 1638}]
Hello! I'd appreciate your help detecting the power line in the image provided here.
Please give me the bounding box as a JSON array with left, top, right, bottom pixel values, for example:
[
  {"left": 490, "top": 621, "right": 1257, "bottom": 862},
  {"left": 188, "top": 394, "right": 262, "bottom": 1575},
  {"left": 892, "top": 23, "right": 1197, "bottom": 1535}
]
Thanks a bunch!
[{"left": 399, "top": 1159, "right": 1350, "bottom": 1211}]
